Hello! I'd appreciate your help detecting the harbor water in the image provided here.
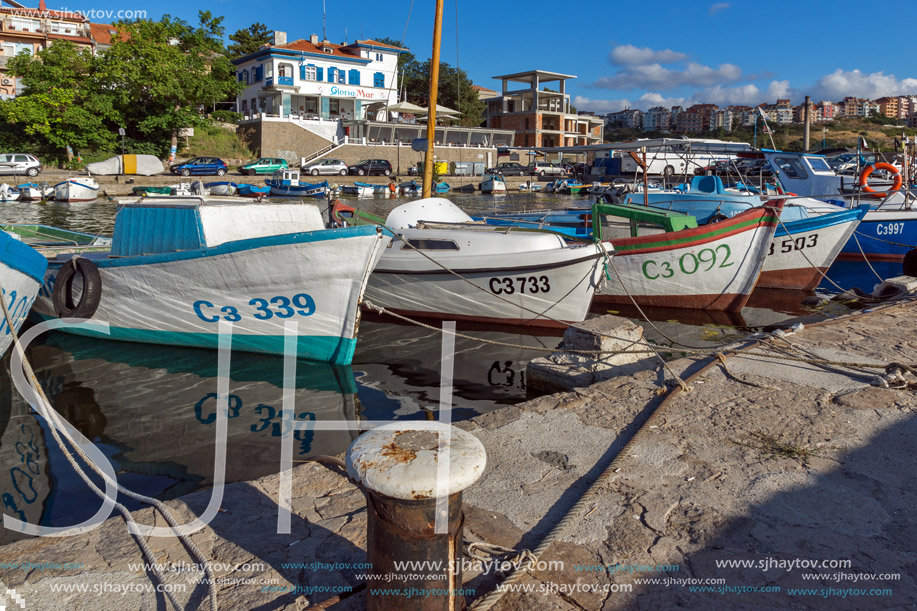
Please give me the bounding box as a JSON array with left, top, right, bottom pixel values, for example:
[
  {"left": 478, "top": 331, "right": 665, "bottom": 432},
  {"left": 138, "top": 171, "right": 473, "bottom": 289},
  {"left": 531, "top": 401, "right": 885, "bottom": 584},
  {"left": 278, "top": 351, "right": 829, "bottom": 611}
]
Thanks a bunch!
[{"left": 0, "top": 191, "right": 891, "bottom": 536}]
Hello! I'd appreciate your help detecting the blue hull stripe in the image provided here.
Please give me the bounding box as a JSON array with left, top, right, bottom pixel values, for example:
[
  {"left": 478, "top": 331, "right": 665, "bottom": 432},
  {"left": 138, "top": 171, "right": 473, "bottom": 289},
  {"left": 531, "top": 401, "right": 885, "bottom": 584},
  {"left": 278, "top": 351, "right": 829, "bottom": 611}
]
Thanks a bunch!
[
  {"left": 45, "top": 321, "right": 359, "bottom": 365},
  {"left": 0, "top": 231, "right": 48, "bottom": 283},
  {"left": 775, "top": 206, "right": 867, "bottom": 238}
]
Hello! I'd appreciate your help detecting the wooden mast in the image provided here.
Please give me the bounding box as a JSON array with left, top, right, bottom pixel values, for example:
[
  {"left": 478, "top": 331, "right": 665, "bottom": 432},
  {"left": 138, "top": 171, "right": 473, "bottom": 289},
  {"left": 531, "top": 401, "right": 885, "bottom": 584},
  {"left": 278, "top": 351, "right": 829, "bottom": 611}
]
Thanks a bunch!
[{"left": 421, "top": 0, "right": 445, "bottom": 198}]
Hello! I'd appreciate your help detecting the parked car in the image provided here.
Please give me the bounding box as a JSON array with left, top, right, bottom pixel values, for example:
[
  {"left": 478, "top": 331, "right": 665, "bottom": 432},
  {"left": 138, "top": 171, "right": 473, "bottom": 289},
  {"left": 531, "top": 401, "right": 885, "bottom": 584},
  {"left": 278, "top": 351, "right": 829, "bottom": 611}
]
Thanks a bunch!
[
  {"left": 348, "top": 159, "right": 392, "bottom": 176},
  {"left": 239, "top": 157, "right": 288, "bottom": 175},
  {"left": 0, "top": 154, "right": 41, "bottom": 176},
  {"left": 527, "top": 161, "right": 565, "bottom": 177},
  {"left": 302, "top": 158, "right": 348, "bottom": 176},
  {"left": 485, "top": 162, "right": 527, "bottom": 176},
  {"left": 170, "top": 157, "right": 228, "bottom": 176}
]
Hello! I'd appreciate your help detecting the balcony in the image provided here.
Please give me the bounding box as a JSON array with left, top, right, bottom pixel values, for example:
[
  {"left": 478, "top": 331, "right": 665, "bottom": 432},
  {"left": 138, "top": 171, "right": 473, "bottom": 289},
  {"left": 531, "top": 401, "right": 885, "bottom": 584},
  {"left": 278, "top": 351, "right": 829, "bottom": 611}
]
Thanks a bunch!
[
  {"left": 261, "top": 75, "right": 298, "bottom": 92},
  {"left": 278, "top": 76, "right": 293, "bottom": 86}
]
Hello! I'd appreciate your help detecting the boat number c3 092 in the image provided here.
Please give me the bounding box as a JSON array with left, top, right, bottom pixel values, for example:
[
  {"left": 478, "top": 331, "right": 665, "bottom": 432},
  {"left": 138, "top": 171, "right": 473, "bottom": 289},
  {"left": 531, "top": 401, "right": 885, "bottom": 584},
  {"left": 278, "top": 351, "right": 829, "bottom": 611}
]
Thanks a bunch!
[
  {"left": 642, "top": 245, "right": 734, "bottom": 280},
  {"left": 192, "top": 293, "right": 316, "bottom": 323},
  {"left": 768, "top": 233, "right": 818, "bottom": 256},
  {"left": 489, "top": 275, "right": 550, "bottom": 295}
]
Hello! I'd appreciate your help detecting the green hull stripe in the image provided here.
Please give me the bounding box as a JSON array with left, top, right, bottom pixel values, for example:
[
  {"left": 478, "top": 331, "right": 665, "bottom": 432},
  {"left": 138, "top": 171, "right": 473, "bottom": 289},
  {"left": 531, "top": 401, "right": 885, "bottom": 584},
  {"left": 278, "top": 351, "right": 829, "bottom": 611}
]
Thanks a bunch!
[{"left": 613, "top": 216, "right": 773, "bottom": 252}]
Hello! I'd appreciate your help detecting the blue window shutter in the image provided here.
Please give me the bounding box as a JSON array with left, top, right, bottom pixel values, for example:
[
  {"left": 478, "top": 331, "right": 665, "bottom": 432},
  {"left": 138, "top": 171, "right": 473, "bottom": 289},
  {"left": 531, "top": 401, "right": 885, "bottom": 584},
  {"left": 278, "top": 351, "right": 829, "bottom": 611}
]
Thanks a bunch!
[
  {"left": 349, "top": 69, "right": 360, "bottom": 85},
  {"left": 237, "top": 71, "right": 243, "bottom": 82},
  {"left": 374, "top": 72, "right": 384, "bottom": 88},
  {"left": 327, "top": 67, "right": 335, "bottom": 82},
  {"left": 316, "top": 67, "right": 323, "bottom": 81},
  {"left": 300, "top": 65, "right": 306, "bottom": 80}
]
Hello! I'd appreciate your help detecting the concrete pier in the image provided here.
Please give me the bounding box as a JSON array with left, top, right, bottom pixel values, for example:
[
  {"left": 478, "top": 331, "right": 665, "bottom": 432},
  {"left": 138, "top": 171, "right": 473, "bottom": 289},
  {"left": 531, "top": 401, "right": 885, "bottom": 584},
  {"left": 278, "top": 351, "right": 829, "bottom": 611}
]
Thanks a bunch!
[{"left": 1, "top": 301, "right": 915, "bottom": 610}]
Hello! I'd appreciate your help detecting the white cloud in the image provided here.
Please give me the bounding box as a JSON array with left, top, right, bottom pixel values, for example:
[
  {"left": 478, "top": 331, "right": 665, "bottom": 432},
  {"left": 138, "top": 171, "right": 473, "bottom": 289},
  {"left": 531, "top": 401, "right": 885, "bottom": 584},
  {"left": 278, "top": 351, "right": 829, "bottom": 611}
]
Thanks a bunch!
[
  {"left": 636, "top": 92, "right": 689, "bottom": 108},
  {"left": 709, "top": 2, "right": 730, "bottom": 15},
  {"left": 765, "top": 80, "right": 792, "bottom": 99},
  {"left": 808, "top": 69, "right": 917, "bottom": 101},
  {"left": 592, "top": 62, "right": 742, "bottom": 90},
  {"left": 693, "top": 83, "right": 761, "bottom": 105},
  {"left": 608, "top": 44, "right": 689, "bottom": 66}
]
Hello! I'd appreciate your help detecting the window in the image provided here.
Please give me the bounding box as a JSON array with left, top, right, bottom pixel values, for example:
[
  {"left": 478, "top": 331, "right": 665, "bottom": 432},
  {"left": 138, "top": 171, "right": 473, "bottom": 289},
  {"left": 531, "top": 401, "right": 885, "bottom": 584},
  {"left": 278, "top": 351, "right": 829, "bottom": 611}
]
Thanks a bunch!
[
  {"left": 302, "top": 65, "right": 317, "bottom": 81},
  {"left": 373, "top": 72, "right": 384, "bottom": 88},
  {"left": 241, "top": 99, "right": 248, "bottom": 112},
  {"left": 10, "top": 18, "right": 39, "bottom": 32},
  {"left": 807, "top": 157, "right": 832, "bottom": 173},
  {"left": 13, "top": 155, "right": 27, "bottom": 162},
  {"left": 401, "top": 239, "right": 459, "bottom": 251},
  {"left": 774, "top": 157, "right": 808, "bottom": 179},
  {"left": 278, "top": 65, "right": 288, "bottom": 77},
  {"left": 375, "top": 52, "right": 383, "bottom": 61},
  {"left": 265, "top": 63, "right": 273, "bottom": 77},
  {"left": 240, "top": 70, "right": 249, "bottom": 84},
  {"left": 337, "top": 70, "right": 345, "bottom": 84}
]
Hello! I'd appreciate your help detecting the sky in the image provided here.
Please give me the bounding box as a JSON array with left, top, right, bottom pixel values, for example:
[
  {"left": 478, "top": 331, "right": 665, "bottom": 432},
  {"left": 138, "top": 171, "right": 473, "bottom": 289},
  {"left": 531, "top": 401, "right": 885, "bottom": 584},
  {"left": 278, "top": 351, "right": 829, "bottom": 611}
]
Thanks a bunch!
[{"left": 75, "top": 0, "right": 917, "bottom": 112}]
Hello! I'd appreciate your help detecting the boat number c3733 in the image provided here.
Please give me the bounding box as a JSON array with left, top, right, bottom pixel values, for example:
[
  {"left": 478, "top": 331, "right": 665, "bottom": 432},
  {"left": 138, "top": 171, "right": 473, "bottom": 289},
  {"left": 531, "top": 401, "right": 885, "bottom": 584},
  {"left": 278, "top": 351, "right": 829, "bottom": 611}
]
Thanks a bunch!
[
  {"left": 192, "top": 294, "right": 316, "bottom": 323},
  {"left": 642, "top": 245, "right": 734, "bottom": 280},
  {"left": 768, "top": 234, "right": 818, "bottom": 256},
  {"left": 489, "top": 275, "right": 551, "bottom": 295}
]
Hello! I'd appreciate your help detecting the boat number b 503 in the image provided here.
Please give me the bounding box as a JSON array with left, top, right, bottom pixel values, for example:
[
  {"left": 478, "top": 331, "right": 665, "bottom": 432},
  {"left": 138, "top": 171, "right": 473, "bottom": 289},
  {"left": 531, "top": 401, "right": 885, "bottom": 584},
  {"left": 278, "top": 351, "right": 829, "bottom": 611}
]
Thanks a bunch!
[
  {"left": 642, "top": 245, "right": 733, "bottom": 280},
  {"left": 489, "top": 276, "right": 550, "bottom": 295},
  {"left": 192, "top": 293, "right": 316, "bottom": 323},
  {"left": 768, "top": 233, "right": 818, "bottom": 256}
]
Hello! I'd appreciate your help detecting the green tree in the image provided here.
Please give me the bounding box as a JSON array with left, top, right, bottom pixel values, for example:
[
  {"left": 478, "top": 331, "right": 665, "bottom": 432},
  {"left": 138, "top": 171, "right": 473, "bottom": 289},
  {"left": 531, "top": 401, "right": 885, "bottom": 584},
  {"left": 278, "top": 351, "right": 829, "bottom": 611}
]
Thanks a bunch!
[
  {"left": 400, "top": 59, "right": 485, "bottom": 127},
  {"left": 227, "top": 22, "right": 272, "bottom": 59},
  {"left": 99, "top": 11, "right": 244, "bottom": 155},
  {"left": 1, "top": 41, "right": 117, "bottom": 162}
]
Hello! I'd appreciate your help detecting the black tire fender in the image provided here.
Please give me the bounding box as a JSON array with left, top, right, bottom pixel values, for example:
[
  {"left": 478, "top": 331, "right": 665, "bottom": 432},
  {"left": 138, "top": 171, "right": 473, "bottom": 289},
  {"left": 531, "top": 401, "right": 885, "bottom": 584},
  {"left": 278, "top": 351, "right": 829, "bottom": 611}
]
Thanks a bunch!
[
  {"left": 53, "top": 257, "right": 102, "bottom": 319},
  {"left": 707, "top": 213, "right": 729, "bottom": 223}
]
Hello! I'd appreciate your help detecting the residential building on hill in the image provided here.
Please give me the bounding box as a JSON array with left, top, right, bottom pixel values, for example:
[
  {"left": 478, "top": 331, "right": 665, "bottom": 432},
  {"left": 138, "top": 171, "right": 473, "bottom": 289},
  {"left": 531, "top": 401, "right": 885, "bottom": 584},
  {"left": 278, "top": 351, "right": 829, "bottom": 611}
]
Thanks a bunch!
[
  {"left": 642, "top": 106, "right": 671, "bottom": 132},
  {"left": 606, "top": 108, "right": 643, "bottom": 130},
  {"left": 483, "top": 70, "right": 603, "bottom": 147}
]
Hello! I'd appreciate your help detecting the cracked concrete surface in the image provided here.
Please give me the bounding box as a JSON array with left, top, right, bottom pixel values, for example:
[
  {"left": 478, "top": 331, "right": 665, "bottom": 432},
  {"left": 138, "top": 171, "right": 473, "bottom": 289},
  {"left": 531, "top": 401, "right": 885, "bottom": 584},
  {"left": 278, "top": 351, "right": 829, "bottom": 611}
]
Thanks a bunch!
[{"left": 1, "top": 302, "right": 916, "bottom": 610}]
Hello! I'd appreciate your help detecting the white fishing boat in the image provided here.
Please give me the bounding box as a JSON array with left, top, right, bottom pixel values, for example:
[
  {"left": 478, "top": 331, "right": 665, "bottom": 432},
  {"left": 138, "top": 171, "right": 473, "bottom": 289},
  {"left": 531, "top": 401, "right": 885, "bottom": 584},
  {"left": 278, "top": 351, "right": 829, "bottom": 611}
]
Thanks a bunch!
[
  {"left": 16, "top": 182, "right": 53, "bottom": 201},
  {"left": 204, "top": 181, "right": 237, "bottom": 196},
  {"left": 341, "top": 182, "right": 374, "bottom": 197},
  {"left": 481, "top": 172, "right": 506, "bottom": 194},
  {"left": 54, "top": 177, "right": 100, "bottom": 202},
  {"left": 362, "top": 198, "right": 605, "bottom": 327},
  {"left": 0, "top": 183, "right": 21, "bottom": 202},
  {"left": 0, "top": 230, "right": 47, "bottom": 357},
  {"left": 30, "top": 197, "right": 389, "bottom": 364}
]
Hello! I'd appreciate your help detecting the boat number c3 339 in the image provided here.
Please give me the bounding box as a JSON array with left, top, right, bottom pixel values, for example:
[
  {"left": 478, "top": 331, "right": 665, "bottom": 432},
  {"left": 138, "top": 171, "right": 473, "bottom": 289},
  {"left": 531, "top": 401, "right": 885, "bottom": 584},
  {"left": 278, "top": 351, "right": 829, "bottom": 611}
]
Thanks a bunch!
[
  {"left": 489, "top": 275, "right": 551, "bottom": 295},
  {"left": 192, "top": 293, "right": 316, "bottom": 323}
]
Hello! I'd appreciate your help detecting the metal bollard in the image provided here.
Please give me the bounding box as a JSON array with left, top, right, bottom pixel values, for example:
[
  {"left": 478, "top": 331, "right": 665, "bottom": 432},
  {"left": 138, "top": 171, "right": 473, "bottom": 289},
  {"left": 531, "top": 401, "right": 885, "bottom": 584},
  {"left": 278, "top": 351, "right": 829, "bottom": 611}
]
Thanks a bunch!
[{"left": 346, "top": 422, "right": 487, "bottom": 610}]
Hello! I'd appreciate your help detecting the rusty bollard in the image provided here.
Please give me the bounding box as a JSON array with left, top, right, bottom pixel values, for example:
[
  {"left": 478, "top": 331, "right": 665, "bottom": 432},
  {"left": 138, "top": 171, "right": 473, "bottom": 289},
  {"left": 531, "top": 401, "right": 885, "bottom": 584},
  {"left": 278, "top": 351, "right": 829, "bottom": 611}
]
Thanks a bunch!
[{"left": 346, "top": 422, "right": 487, "bottom": 610}]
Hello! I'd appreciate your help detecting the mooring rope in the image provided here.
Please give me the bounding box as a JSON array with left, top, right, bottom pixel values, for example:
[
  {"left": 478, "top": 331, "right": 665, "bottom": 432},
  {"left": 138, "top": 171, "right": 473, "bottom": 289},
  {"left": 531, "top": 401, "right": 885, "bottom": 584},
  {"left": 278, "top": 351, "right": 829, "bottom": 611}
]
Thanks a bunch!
[{"left": 0, "top": 287, "right": 218, "bottom": 611}]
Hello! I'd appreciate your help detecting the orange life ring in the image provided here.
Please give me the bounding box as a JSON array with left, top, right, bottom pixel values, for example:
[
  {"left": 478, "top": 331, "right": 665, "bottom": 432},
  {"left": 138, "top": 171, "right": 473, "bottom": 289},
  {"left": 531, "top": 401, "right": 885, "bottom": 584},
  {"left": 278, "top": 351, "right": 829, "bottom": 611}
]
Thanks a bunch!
[{"left": 859, "top": 162, "right": 902, "bottom": 198}]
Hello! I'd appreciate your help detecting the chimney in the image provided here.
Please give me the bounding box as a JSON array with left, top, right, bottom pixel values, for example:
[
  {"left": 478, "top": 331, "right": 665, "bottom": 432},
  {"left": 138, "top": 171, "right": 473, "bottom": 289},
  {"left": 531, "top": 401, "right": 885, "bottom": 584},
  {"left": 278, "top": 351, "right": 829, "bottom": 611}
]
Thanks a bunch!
[
  {"left": 310, "top": 33, "right": 319, "bottom": 45},
  {"left": 272, "top": 31, "right": 286, "bottom": 46},
  {"left": 39, "top": 0, "right": 46, "bottom": 10}
]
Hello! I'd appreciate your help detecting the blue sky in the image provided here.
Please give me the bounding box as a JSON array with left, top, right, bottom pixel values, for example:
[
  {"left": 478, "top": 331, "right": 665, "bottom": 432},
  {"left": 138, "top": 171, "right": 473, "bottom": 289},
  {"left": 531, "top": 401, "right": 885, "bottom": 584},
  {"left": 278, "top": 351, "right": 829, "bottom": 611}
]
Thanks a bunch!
[{"left": 80, "top": 0, "right": 917, "bottom": 111}]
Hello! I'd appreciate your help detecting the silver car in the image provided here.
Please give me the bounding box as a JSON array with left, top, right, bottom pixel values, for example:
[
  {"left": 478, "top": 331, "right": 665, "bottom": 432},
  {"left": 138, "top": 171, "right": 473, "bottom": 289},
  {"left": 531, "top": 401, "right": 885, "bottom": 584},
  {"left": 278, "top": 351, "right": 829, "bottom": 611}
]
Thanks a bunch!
[
  {"left": 303, "top": 158, "right": 348, "bottom": 176},
  {"left": 0, "top": 153, "right": 41, "bottom": 176},
  {"left": 527, "top": 161, "right": 566, "bottom": 176}
]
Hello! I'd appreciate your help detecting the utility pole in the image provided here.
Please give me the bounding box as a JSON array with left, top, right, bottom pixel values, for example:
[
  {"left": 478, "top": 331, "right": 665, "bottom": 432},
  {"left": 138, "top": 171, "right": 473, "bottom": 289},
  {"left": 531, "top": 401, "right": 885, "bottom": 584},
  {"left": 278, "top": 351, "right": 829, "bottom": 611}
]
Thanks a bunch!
[{"left": 803, "top": 95, "right": 811, "bottom": 152}]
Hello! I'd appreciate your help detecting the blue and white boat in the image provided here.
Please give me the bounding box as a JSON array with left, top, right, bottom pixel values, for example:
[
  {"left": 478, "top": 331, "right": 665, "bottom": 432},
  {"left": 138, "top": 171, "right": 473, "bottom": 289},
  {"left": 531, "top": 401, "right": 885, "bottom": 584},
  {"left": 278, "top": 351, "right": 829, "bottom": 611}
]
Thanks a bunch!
[
  {"left": 29, "top": 198, "right": 389, "bottom": 365},
  {"left": 0, "top": 230, "right": 47, "bottom": 357},
  {"left": 237, "top": 183, "right": 271, "bottom": 197},
  {"left": 265, "top": 169, "right": 328, "bottom": 197},
  {"left": 54, "top": 177, "right": 100, "bottom": 202},
  {"left": 481, "top": 173, "right": 506, "bottom": 194},
  {"left": 759, "top": 149, "right": 917, "bottom": 261},
  {"left": 0, "top": 184, "right": 21, "bottom": 202},
  {"left": 341, "top": 182, "right": 374, "bottom": 197},
  {"left": 17, "top": 182, "right": 55, "bottom": 201}
]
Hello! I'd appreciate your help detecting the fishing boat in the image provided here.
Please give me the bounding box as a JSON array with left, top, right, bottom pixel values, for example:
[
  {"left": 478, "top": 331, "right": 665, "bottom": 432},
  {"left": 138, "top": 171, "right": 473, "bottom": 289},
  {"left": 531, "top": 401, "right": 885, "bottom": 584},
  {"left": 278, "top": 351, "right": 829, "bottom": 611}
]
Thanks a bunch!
[
  {"left": 28, "top": 197, "right": 389, "bottom": 364},
  {"left": 481, "top": 172, "right": 506, "bottom": 194},
  {"left": 54, "top": 177, "right": 100, "bottom": 202},
  {"left": 265, "top": 169, "right": 328, "bottom": 197},
  {"left": 341, "top": 183, "right": 374, "bottom": 197},
  {"left": 237, "top": 184, "right": 271, "bottom": 198},
  {"left": 204, "top": 181, "right": 238, "bottom": 196},
  {"left": 758, "top": 149, "right": 917, "bottom": 261},
  {"left": 0, "top": 184, "right": 21, "bottom": 202},
  {"left": 517, "top": 181, "right": 542, "bottom": 192},
  {"left": 593, "top": 201, "right": 781, "bottom": 311},
  {"left": 0, "top": 230, "right": 47, "bottom": 357},
  {"left": 131, "top": 186, "right": 172, "bottom": 196},
  {"left": 558, "top": 180, "right": 586, "bottom": 195},
  {"left": 15, "top": 182, "right": 53, "bottom": 201},
  {"left": 335, "top": 199, "right": 605, "bottom": 327}
]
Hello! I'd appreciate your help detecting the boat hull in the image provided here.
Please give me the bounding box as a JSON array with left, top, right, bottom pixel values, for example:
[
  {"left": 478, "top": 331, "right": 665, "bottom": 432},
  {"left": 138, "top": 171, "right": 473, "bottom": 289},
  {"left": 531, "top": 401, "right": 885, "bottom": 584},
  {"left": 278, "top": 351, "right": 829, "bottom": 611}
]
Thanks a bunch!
[
  {"left": 365, "top": 247, "right": 604, "bottom": 327},
  {"left": 758, "top": 207, "right": 865, "bottom": 290},
  {"left": 54, "top": 180, "right": 99, "bottom": 202},
  {"left": 0, "top": 232, "right": 47, "bottom": 357},
  {"left": 837, "top": 209, "right": 917, "bottom": 261},
  {"left": 595, "top": 207, "right": 778, "bottom": 311},
  {"left": 32, "top": 228, "right": 387, "bottom": 365}
]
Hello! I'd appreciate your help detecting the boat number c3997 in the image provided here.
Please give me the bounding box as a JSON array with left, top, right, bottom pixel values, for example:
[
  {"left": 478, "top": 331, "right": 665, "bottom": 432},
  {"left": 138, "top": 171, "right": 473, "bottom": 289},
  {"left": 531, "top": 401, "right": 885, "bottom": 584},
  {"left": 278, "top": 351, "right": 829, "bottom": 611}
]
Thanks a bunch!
[
  {"left": 192, "top": 293, "right": 316, "bottom": 323},
  {"left": 876, "top": 223, "right": 905, "bottom": 236},
  {"left": 642, "top": 245, "right": 733, "bottom": 280},
  {"left": 489, "top": 275, "right": 551, "bottom": 295}
]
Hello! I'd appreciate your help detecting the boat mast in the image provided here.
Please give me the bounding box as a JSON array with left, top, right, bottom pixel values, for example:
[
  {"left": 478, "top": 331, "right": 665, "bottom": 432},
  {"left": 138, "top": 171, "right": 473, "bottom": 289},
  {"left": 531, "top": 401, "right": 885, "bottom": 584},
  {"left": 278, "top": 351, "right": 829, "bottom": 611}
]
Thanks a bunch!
[{"left": 422, "top": 0, "right": 445, "bottom": 198}]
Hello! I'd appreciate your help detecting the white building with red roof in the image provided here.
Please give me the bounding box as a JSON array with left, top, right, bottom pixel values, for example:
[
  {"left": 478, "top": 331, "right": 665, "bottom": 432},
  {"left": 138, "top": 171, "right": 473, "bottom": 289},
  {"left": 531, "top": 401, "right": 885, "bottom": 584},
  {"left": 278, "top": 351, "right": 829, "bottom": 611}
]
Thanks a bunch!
[{"left": 231, "top": 32, "right": 407, "bottom": 123}]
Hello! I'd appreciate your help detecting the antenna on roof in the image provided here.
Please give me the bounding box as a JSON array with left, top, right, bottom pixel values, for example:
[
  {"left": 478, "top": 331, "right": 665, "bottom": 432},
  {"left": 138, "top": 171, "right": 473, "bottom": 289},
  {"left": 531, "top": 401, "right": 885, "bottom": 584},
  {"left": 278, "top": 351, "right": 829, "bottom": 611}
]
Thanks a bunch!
[{"left": 322, "top": 0, "right": 327, "bottom": 42}]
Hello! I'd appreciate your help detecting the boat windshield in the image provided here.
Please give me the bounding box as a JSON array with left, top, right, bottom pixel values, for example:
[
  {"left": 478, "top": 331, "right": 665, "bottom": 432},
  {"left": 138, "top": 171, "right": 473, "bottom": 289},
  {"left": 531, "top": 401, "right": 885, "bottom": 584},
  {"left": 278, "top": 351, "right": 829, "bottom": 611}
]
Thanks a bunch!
[{"left": 806, "top": 157, "right": 832, "bottom": 173}]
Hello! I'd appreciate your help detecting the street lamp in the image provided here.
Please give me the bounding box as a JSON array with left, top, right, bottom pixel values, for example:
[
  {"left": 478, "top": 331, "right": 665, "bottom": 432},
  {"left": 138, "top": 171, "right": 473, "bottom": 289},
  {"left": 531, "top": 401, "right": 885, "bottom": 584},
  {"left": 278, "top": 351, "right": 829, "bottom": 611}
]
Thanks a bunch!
[{"left": 118, "top": 127, "right": 125, "bottom": 177}]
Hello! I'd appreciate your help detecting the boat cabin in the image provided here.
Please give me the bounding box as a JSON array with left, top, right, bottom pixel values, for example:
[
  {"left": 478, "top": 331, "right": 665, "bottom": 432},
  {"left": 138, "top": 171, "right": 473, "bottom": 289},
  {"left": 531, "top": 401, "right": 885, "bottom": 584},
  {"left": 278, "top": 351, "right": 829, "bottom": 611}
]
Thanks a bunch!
[
  {"left": 110, "top": 198, "right": 325, "bottom": 256},
  {"left": 271, "top": 169, "right": 301, "bottom": 187},
  {"left": 761, "top": 150, "right": 844, "bottom": 205}
]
